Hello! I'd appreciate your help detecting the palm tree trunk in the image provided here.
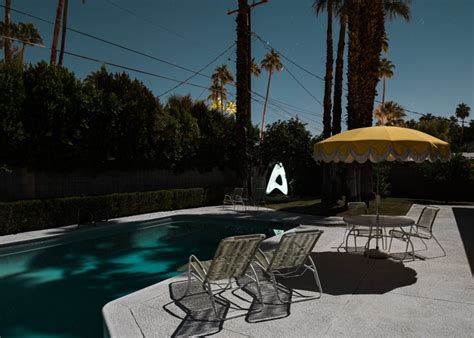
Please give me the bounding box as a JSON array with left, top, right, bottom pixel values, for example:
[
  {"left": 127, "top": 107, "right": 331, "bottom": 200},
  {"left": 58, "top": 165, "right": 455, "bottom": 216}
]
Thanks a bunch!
[
  {"left": 19, "top": 44, "right": 26, "bottom": 63},
  {"left": 460, "top": 119, "right": 464, "bottom": 144},
  {"left": 4, "top": 0, "right": 12, "bottom": 63},
  {"left": 235, "top": 0, "right": 251, "bottom": 189},
  {"left": 346, "top": 0, "right": 384, "bottom": 201},
  {"left": 51, "top": 0, "right": 65, "bottom": 65},
  {"left": 323, "top": 0, "right": 334, "bottom": 139},
  {"left": 220, "top": 81, "right": 224, "bottom": 112},
  {"left": 332, "top": 13, "right": 346, "bottom": 135},
  {"left": 260, "top": 71, "right": 272, "bottom": 141},
  {"left": 382, "top": 76, "right": 386, "bottom": 105},
  {"left": 58, "top": 0, "right": 69, "bottom": 66}
]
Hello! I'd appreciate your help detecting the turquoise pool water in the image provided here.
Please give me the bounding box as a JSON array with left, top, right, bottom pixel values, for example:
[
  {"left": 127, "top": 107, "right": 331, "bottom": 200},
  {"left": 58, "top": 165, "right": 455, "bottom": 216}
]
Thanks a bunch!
[{"left": 0, "top": 216, "right": 291, "bottom": 338}]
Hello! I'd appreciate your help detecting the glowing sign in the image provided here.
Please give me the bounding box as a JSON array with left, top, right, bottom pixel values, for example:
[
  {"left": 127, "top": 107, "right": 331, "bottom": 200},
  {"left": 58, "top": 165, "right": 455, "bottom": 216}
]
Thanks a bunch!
[{"left": 266, "top": 162, "right": 288, "bottom": 195}]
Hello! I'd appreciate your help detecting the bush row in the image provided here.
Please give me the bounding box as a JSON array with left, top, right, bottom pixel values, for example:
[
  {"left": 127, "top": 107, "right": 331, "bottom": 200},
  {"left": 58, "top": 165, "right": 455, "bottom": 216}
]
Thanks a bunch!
[{"left": 0, "top": 188, "right": 205, "bottom": 235}]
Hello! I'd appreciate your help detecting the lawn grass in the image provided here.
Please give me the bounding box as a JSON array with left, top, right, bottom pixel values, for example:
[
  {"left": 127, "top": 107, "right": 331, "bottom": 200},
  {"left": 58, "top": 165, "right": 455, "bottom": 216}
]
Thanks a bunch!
[
  {"left": 267, "top": 197, "right": 414, "bottom": 217},
  {"left": 267, "top": 196, "right": 474, "bottom": 217}
]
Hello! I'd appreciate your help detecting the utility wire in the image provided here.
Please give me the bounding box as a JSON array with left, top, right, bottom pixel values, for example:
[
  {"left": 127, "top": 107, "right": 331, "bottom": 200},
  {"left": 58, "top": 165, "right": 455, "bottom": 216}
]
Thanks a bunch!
[
  {"left": 1, "top": 5, "right": 217, "bottom": 81},
  {"left": 284, "top": 67, "right": 324, "bottom": 107},
  {"left": 104, "top": 0, "right": 197, "bottom": 44},
  {"left": 158, "top": 43, "right": 235, "bottom": 97},
  {"left": 63, "top": 50, "right": 212, "bottom": 90},
  {"left": 253, "top": 32, "right": 325, "bottom": 82},
  {"left": 253, "top": 31, "right": 454, "bottom": 121},
  {"left": 4, "top": 34, "right": 214, "bottom": 91},
  {"left": 255, "top": 33, "right": 324, "bottom": 108},
  {"left": 5, "top": 34, "right": 323, "bottom": 134}
]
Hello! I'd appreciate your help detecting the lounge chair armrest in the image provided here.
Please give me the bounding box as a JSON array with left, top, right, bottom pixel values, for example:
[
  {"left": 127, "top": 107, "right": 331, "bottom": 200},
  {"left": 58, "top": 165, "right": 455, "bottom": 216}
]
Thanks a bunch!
[
  {"left": 254, "top": 248, "right": 271, "bottom": 269},
  {"left": 189, "top": 254, "right": 208, "bottom": 275}
]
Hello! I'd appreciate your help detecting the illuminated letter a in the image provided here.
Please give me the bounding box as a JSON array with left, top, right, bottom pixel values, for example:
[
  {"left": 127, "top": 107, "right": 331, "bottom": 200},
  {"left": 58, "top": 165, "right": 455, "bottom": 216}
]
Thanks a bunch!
[{"left": 266, "top": 162, "right": 288, "bottom": 195}]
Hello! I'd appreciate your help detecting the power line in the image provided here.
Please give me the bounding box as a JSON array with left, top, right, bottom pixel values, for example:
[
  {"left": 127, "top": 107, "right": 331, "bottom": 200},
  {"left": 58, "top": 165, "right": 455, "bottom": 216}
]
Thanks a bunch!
[
  {"left": 6, "top": 33, "right": 323, "bottom": 134},
  {"left": 104, "top": 0, "right": 197, "bottom": 44},
  {"left": 158, "top": 43, "right": 235, "bottom": 97},
  {"left": 253, "top": 32, "right": 325, "bottom": 82},
  {"left": 249, "top": 90, "right": 323, "bottom": 125},
  {"left": 249, "top": 91, "right": 323, "bottom": 129},
  {"left": 284, "top": 66, "right": 324, "bottom": 107},
  {"left": 3, "top": 4, "right": 326, "bottom": 124},
  {"left": 5, "top": 34, "right": 214, "bottom": 91},
  {"left": 1, "top": 5, "right": 217, "bottom": 81},
  {"left": 63, "top": 50, "right": 212, "bottom": 90},
  {"left": 254, "top": 33, "right": 324, "bottom": 108},
  {"left": 253, "top": 31, "right": 453, "bottom": 121}
]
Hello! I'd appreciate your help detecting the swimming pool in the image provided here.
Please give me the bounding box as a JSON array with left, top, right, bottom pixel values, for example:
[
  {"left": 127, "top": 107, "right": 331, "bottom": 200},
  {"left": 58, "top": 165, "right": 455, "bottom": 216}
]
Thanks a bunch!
[{"left": 0, "top": 216, "right": 293, "bottom": 338}]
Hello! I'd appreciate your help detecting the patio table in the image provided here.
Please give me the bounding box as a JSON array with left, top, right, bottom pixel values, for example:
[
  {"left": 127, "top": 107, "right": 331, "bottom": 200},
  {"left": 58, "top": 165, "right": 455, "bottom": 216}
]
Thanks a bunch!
[{"left": 342, "top": 215, "right": 415, "bottom": 258}]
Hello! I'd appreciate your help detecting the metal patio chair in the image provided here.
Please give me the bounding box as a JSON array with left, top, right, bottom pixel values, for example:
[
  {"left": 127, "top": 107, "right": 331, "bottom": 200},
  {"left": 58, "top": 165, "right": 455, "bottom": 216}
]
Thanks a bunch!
[
  {"left": 254, "top": 229, "right": 323, "bottom": 304},
  {"left": 389, "top": 206, "right": 446, "bottom": 260},
  {"left": 223, "top": 187, "right": 245, "bottom": 209},
  {"left": 184, "top": 234, "right": 266, "bottom": 320}
]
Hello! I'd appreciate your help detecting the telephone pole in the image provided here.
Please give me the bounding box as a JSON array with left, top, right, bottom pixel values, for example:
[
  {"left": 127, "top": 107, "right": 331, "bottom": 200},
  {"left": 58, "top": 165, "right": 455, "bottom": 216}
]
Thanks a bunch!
[{"left": 228, "top": 0, "right": 267, "bottom": 192}]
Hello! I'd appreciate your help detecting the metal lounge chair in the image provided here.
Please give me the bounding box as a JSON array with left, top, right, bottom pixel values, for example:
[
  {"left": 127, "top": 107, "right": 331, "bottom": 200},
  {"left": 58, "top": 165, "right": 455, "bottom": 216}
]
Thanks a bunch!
[
  {"left": 184, "top": 234, "right": 266, "bottom": 320},
  {"left": 254, "top": 229, "right": 323, "bottom": 304},
  {"left": 223, "top": 187, "right": 245, "bottom": 209},
  {"left": 389, "top": 206, "right": 446, "bottom": 260}
]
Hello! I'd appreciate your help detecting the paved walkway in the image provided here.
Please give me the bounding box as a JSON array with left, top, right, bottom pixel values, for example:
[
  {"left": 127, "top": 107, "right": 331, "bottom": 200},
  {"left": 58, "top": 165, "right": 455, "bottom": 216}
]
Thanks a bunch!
[{"left": 103, "top": 205, "right": 474, "bottom": 337}]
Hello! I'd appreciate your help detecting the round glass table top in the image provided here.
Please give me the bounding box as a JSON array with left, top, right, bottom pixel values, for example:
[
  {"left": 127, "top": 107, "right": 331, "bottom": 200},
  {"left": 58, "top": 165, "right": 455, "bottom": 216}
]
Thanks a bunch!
[{"left": 343, "top": 215, "right": 415, "bottom": 228}]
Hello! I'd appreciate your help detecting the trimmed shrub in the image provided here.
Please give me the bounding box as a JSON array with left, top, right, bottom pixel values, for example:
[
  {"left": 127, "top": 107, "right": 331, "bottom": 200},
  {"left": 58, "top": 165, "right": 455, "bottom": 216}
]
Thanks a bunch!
[
  {"left": 172, "top": 188, "right": 205, "bottom": 210},
  {"left": 0, "top": 188, "right": 204, "bottom": 235}
]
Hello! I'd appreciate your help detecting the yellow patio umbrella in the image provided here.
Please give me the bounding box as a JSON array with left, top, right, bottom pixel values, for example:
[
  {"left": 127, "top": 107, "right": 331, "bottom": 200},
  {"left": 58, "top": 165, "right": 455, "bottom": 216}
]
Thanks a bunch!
[
  {"left": 314, "top": 126, "right": 451, "bottom": 164},
  {"left": 313, "top": 125, "right": 451, "bottom": 257}
]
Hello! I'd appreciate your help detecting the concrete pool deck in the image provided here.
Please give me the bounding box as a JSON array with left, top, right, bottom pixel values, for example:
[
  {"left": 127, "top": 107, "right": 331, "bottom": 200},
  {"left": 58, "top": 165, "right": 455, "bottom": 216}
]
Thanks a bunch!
[{"left": 102, "top": 204, "right": 474, "bottom": 337}]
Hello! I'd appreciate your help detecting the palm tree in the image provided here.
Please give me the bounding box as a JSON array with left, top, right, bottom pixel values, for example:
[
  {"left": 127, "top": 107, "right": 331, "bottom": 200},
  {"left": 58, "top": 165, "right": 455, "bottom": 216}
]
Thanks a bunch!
[
  {"left": 235, "top": 0, "right": 251, "bottom": 190},
  {"left": 331, "top": 0, "right": 347, "bottom": 135},
  {"left": 51, "top": 0, "right": 65, "bottom": 65},
  {"left": 211, "top": 64, "right": 234, "bottom": 112},
  {"left": 15, "top": 23, "right": 43, "bottom": 63},
  {"left": 374, "top": 101, "right": 406, "bottom": 126},
  {"left": 455, "top": 103, "right": 471, "bottom": 143},
  {"left": 58, "top": 0, "right": 86, "bottom": 66},
  {"left": 314, "top": 0, "right": 334, "bottom": 139},
  {"left": 378, "top": 58, "right": 395, "bottom": 105},
  {"left": 250, "top": 57, "right": 261, "bottom": 77},
  {"left": 208, "top": 82, "right": 221, "bottom": 109},
  {"left": 260, "top": 49, "right": 283, "bottom": 141},
  {"left": 381, "top": 31, "right": 389, "bottom": 53},
  {"left": 58, "top": 0, "right": 69, "bottom": 66},
  {"left": 384, "top": 0, "right": 411, "bottom": 22},
  {"left": 4, "top": 0, "right": 12, "bottom": 63}
]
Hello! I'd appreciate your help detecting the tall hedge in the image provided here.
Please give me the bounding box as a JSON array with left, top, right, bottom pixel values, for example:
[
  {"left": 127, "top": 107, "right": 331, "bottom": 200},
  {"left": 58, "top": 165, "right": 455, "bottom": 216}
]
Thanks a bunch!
[
  {"left": 0, "top": 188, "right": 205, "bottom": 235},
  {"left": 0, "top": 62, "right": 238, "bottom": 172}
]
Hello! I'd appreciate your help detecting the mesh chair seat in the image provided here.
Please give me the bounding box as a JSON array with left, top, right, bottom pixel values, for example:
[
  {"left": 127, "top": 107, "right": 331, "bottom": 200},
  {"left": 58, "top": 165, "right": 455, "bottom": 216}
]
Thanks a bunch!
[{"left": 390, "top": 228, "right": 431, "bottom": 240}]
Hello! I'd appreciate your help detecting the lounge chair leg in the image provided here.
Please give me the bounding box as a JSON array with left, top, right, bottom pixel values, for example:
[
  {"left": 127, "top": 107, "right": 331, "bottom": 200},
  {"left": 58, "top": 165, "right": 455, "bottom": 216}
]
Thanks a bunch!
[
  {"left": 307, "top": 255, "right": 323, "bottom": 298},
  {"left": 338, "top": 224, "right": 349, "bottom": 252},
  {"left": 420, "top": 238, "right": 428, "bottom": 251},
  {"left": 269, "top": 272, "right": 288, "bottom": 304},
  {"left": 432, "top": 234, "right": 446, "bottom": 257},
  {"left": 184, "top": 273, "right": 192, "bottom": 297},
  {"left": 389, "top": 234, "right": 394, "bottom": 252},
  {"left": 206, "top": 282, "right": 224, "bottom": 320},
  {"left": 249, "top": 264, "right": 264, "bottom": 309}
]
